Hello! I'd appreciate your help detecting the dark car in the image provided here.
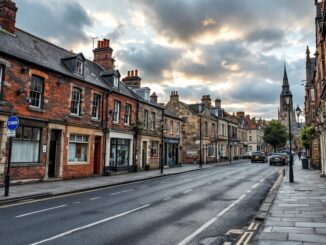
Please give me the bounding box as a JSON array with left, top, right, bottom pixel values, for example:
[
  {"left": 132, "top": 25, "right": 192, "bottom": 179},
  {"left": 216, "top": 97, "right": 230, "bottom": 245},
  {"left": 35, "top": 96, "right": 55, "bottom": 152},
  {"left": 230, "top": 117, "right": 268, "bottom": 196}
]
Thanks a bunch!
[
  {"left": 270, "top": 153, "right": 287, "bottom": 166},
  {"left": 242, "top": 152, "right": 252, "bottom": 159},
  {"left": 251, "top": 152, "right": 267, "bottom": 163}
]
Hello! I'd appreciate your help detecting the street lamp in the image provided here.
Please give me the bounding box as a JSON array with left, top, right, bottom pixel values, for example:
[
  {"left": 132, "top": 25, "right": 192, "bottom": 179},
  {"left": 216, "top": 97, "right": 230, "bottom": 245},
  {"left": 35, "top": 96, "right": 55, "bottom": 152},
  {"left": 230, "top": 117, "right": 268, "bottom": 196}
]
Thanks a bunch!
[
  {"left": 284, "top": 94, "right": 294, "bottom": 182},
  {"left": 295, "top": 105, "right": 303, "bottom": 128},
  {"left": 199, "top": 114, "right": 203, "bottom": 168}
]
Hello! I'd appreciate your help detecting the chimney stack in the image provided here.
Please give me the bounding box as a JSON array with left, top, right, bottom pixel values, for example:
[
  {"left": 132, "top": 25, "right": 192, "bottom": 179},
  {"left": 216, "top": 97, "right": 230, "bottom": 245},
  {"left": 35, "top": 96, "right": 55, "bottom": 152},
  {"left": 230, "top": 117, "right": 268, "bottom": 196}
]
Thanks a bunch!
[
  {"left": 150, "top": 92, "right": 158, "bottom": 103},
  {"left": 122, "top": 69, "right": 142, "bottom": 88},
  {"left": 215, "top": 98, "right": 221, "bottom": 109},
  {"left": 170, "top": 91, "right": 179, "bottom": 104},
  {"left": 236, "top": 111, "right": 245, "bottom": 118},
  {"left": 0, "top": 0, "right": 18, "bottom": 34},
  {"left": 93, "top": 38, "right": 115, "bottom": 71},
  {"left": 201, "top": 95, "right": 212, "bottom": 109}
]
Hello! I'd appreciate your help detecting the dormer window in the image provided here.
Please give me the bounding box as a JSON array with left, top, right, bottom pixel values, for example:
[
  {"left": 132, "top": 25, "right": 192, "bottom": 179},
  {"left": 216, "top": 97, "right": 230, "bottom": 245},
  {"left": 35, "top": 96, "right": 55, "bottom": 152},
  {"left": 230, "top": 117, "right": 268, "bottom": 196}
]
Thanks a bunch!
[
  {"left": 144, "top": 90, "right": 150, "bottom": 101},
  {"left": 76, "top": 60, "right": 84, "bottom": 75},
  {"left": 113, "top": 76, "right": 119, "bottom": 87}
]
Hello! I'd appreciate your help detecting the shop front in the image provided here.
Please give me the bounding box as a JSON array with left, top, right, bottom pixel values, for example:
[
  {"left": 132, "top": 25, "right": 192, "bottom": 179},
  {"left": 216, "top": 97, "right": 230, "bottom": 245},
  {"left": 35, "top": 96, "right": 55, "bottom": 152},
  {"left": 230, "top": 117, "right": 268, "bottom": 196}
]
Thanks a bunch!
[{"left": 164, "top": 138, "right": 180, "bottom": 167}]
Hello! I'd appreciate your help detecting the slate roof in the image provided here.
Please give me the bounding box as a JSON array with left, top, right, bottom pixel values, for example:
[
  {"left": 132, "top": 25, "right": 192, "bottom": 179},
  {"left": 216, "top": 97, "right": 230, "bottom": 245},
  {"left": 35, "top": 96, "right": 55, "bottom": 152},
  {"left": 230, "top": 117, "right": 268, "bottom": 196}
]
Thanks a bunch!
[{"left": 164, "top": 109, "right": 182, "bottom": 120}]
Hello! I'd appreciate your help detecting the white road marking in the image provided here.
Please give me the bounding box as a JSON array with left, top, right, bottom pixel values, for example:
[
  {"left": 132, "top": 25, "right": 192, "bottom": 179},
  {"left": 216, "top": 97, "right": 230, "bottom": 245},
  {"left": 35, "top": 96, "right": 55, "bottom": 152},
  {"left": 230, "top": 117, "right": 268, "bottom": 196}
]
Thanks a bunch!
[
  {"left": 259, "top": 178, "right": 265, "bottom": 183},
  {"left": 164, "top": 197, "right": 172, "bottom": 201},
  {"left": 183, "top": 189, "right": 192, "bottom": 194},
  {"left": 29, "top": 204, "right": 150, "bottom": 245},
  {"left": 72, "top": 202, "right": 80, "bottom": 205},
  {"left": 137, "top": 185, "right": 147, "bottom": 189},
  {"left": 89, "top": 197, "right": 101, "bottom": 201},
  {"left": 16, "top": 205, "right": 67, "bottom": 218},
  {"left": 252, "top": 183, "right": 259, "bottom": 189},
  {"left": 246, "top": 190, "right": 252, "bottom": 193},
  {"left": 110, "top": 189, "right": 133, "bottom": 196},
  {"left": 177, "top": 191, "right": 247, "bottom": 245},
  {"left": 161, "top": 181, "right": 167, "bottom": 184}
]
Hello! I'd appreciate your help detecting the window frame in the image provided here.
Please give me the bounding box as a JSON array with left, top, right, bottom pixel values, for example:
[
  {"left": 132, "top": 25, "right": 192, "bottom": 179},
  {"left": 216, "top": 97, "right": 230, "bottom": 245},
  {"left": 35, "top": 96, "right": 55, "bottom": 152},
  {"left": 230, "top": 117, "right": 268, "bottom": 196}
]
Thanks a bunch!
[
  {"left": 29, "top": 75, "right": 44, "bottom": 108},
  {"left": 208, "top": 143, "right": 215, "bottom": 157},
  {"left": 76, "top": 60, "right": 84, "bottom": 75},
  {"left": 71, "top": 87, "right": 81, "bottom": 116},
  {"left": 151, "top": 112, "right": 156, "bottom": 130},
  {"left": 150, "top": 141, "right": 159, "bottom": 157},
  {"left": 68, "top": 134, "right": 89, "bottom": 163},
  {"left": 113, "top": 100, "right": 121, "bottom": 123},
  {"left": 124, "top": 104, "right": 131, "bottom": 125},
  {"left": 11, "top": 126, "right": 41, "bottom": 164},
  {"left": 113, "top": 76, "right": 119, "bottom": 88},
  {"left": 170, "top": 120, "right": 173, "bottom": 134},
  {"left": 176, "top": 122, "right": 180, "bottom": 135},
  {"left": 143, "top": 110, "right": 148, "bottom": 129},
  {"left": 0, "top": 65, "right": 3, "bottom": 97},
  {"left": 92, "top": 94, "right": 101, "bottom": 119}
]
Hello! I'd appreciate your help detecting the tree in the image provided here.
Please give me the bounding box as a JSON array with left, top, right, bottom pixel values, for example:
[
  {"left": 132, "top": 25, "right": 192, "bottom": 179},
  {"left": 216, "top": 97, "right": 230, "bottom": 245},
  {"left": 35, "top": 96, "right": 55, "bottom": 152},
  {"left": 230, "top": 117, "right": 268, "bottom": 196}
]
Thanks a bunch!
[
  {"left": 263, "top": 120, "right": 288, "bottom": 152},
  {"left": 300, "top": 126, "right": 315, "bottom": 156}
]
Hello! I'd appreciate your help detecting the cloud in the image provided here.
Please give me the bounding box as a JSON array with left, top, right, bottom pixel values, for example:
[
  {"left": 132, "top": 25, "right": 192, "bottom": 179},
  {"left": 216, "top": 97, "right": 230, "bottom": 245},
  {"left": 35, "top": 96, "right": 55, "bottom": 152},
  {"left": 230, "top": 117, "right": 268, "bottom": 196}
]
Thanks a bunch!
[{"left": 16, "top": 0, "right": 93, "bottom": 49}]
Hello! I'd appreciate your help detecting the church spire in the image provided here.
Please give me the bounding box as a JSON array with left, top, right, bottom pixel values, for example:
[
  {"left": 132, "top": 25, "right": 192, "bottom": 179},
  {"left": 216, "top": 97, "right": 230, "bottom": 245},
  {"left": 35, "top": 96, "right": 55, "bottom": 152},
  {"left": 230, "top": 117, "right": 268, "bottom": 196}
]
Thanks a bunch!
[{"left": 281, "top": 61, "right": 291, "bottom": 96}]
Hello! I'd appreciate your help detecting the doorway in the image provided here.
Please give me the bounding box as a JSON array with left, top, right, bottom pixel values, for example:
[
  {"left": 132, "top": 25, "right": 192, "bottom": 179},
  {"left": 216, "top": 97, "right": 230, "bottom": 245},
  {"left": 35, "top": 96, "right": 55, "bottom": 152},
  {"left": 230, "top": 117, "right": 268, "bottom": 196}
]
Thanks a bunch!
[
  {"left": 48, "top": 130, "right": 61, "bottom": 178},
  {"left": 141, "top": 141, "right": 147, "bottom": 169},
  {"left": 93, "top": 136, "right": 101, "bottom": 175}
]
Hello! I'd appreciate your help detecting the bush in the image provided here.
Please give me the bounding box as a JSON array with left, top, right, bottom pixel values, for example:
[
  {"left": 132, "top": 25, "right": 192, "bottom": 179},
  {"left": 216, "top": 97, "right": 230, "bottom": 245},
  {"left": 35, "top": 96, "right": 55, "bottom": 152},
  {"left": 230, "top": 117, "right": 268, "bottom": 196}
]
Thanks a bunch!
[{"left": 144, "top": 164, "right": 151, "bottom": 171}]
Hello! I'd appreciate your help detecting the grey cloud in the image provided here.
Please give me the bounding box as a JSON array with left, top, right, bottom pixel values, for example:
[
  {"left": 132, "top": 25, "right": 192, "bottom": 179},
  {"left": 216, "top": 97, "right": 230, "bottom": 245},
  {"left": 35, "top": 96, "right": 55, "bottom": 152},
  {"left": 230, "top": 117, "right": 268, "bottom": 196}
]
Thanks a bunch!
[
  {"left": 16, "top": 0, "right": 93, "bottom": 49},
  {"left": 107, "top": 23, "right": 125, "bottom": 42},
  {"left": 246, "top": 29, "right": 285, "bottom": 44}
]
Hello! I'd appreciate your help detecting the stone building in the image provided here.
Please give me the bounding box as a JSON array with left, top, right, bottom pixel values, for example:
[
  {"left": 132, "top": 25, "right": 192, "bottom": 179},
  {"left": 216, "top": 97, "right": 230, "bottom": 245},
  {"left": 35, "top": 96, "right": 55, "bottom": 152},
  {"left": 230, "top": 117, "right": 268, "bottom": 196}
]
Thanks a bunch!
[
  {"left": 122, "top": 71, "right": 163, "bottom": 170},
  {"left": 244, "top": 116, "right": 264, "bottom": 153},
  {"left": 165, "top": 92, "right": 219, "bottom": 164}
]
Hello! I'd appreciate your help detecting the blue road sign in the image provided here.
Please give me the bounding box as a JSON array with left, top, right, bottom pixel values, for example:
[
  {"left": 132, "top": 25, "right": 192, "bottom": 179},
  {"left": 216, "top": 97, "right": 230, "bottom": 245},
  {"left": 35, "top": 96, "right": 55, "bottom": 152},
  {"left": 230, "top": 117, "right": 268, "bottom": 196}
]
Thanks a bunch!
[{"left": 7, "top": 116, "right": 19, "bottom": 131}]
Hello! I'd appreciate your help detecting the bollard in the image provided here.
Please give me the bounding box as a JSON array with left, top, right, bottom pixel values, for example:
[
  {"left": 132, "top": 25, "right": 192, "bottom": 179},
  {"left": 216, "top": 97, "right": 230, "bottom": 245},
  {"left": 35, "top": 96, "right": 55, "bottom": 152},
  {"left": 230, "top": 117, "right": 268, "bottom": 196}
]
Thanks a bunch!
[{"left": 283, "top": 168, "right": 285, "bottom": 176}]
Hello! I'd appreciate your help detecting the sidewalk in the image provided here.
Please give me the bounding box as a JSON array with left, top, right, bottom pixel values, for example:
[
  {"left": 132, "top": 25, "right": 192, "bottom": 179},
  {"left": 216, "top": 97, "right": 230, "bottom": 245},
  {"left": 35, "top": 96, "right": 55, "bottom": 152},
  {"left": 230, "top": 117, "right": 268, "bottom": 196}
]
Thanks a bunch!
[
  {"left": 254, "top": 158, "right": 326, "bottom": 245},
  {"left": 0, "top": 160, "right": 241, "bottom": 205}
]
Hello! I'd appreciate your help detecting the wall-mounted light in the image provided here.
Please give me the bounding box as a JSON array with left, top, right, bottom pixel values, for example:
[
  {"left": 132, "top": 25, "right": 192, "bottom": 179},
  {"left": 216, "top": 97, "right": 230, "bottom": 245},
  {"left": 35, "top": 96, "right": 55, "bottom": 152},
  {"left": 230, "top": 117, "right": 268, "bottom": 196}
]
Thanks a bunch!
[{"left": 16, "top": 87, "right": 25, "bottom": 95}]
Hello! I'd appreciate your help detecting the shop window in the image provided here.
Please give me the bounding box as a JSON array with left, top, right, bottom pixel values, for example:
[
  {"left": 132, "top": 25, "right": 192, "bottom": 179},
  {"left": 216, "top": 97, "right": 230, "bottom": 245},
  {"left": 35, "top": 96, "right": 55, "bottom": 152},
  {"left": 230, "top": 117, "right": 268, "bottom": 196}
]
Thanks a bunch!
[
  {"left": 30, "top": 75, "right": 44, "bottom": 108},
  {"left": 151, "top": 112, "right": 156, "bottom": 130},
  {"left": 151, "top": 141, "right": 159, "bottom": 157},
  {"left": 208, "top": 143, "right": 215, "bottom": 157},
  {"left": 11, "top": 126, "right": 41, "bottom": 163},
  {"left": 92, "top": 94, "right": 101, "bottom": 119},
  {"left": 110, "top": 138, "right": 130, "bottom": 167},
  {"left": 124, "top": 104, "right": 131, "bottom": 125},
  {"left": 68, "top": 134, "right": 89, "bottom": 162},
  {"left": 113, "top": 100, "right": 120, "bottom": 123},
  {"left": 143, "top": 110, "right": 148, "bottom": 129},
  {"left": 71, "top": 87, "right": 81, "bottom": 115}
]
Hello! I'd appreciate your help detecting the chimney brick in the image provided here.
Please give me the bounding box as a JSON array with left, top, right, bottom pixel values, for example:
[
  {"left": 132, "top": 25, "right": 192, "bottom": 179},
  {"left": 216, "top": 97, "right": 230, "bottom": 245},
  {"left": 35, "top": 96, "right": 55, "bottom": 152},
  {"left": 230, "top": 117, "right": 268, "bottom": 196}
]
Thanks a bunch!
[
  {"left": 93, "top": 38, "right": 115, "bottom": 71},
  {"left": 0, "top": 0, "right": 18, "bottom": 34}
]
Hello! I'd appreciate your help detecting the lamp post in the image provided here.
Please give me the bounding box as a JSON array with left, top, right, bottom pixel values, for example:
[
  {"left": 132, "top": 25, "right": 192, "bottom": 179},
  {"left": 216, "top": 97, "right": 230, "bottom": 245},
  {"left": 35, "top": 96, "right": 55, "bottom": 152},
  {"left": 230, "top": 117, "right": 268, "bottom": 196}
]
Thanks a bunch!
[
  {"left": 285, "top": 94, "right": 294, "bottom": 182},
  {"left": 199, "top": 114, "right": 203, "bottom": 168}
]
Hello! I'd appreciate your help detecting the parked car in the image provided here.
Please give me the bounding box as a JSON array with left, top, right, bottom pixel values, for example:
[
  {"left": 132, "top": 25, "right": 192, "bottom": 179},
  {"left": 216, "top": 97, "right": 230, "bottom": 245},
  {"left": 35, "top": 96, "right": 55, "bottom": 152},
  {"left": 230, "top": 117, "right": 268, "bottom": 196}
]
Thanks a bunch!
[
  {"left": 251, "top": 152, "right": 268, "bottom": 163},
  {"left": 270, "top": 153, "right": 287, "bottom": 166},
  {"left": 242, "top": 152, "right": 252, "bottom": 159}
]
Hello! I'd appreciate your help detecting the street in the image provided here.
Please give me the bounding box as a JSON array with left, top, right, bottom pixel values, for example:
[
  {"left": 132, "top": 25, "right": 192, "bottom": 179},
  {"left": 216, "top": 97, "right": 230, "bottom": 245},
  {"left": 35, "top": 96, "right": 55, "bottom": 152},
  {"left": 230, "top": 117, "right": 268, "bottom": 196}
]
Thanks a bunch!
[{"left": 0, "top": 160, "right": 281, "bottom": 245}]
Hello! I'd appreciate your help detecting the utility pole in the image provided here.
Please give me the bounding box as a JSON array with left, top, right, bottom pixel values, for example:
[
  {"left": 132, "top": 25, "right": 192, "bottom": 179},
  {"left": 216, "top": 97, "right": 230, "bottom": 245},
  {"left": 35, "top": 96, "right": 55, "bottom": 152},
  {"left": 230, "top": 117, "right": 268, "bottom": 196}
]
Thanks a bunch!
[{"left": 91, "top": 36, "right": 98, "bottom": 50}]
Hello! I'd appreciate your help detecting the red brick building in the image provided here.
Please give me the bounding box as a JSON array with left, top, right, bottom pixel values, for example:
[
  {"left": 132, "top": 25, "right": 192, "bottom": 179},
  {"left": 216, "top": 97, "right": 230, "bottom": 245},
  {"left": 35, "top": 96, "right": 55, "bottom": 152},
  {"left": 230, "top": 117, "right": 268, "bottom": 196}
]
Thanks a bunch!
[{"left": 0, "top": 0, "right": 138, "bottom": 183}]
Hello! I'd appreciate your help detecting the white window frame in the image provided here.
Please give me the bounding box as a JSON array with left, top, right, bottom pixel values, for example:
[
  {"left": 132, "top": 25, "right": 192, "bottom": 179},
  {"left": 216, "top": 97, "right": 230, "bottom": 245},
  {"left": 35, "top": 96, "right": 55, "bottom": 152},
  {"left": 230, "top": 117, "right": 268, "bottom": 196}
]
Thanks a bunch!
[
  {"left": 124, "top": 104, "right": 131, "bottom": 125},
  {"left": 68, "top": 134, "right": 89, "bottom": 163},
  {"left": 176, "top": 122, "right": 180, "bottom": 135},
  {"left": 150, "top": 141, "right": 159, "bottom": 157},
  {"left": 30, "top": 75, "right": 44, "bottom": 108},
  {"left": 92, "top": 94, "right": 100, "bottom": 119},
  {"left": 151, "top": 112, "right": 156, "bottom": 130},
  {"left": 113, "top": 100, "right": 120, "bottom": 123},
  {"left": 113, "top": 76, "right": 119, "bottom": 87},
  {"left": 170, "top": 121, "right": 173, "bottom": 134},
  {"left": 208, "top": 143, "right": 215, "bottom": 157},
  {"left": 143, "top": 110, "right": 148, "bottom": 129},
  {"left": 71, "top": 87, "right": 81, "bottom": 116},
  {"left": 76, "top": 60, "right": 84, "bottom": 75}
]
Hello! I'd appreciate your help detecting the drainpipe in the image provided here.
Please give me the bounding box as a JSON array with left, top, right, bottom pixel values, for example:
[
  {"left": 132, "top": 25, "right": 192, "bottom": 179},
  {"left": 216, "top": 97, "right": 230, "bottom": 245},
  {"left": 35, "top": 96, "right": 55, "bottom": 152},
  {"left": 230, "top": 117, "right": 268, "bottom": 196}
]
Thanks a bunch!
[
  {"left": 102, "top": 90, "right": 110, "bottom": 176},
  {"left": 133, "top": 100, "right": 139, "bottom": 172}
]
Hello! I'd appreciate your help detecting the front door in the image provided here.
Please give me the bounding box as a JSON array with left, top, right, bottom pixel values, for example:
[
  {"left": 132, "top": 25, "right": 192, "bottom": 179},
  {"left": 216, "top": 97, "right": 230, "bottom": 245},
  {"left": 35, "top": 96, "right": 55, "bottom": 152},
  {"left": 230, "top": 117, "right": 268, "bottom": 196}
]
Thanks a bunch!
[
  {"left": 48, "top": 130, "right": 60, "bottom": 178},
  {"left": 93, "top": 136, "right": 101, "bottom": 175},
  {"left": 142, "top": 141, "right": 147, "bottom": 169}
]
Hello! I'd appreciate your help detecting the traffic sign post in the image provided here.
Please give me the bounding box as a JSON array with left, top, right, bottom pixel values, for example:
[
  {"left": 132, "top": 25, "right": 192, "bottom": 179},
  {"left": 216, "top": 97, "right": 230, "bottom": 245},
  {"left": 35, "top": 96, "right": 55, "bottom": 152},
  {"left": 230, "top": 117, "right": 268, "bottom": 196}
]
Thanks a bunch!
[{"left": 4, "top": 116, "right": 19, "bottom": 197}]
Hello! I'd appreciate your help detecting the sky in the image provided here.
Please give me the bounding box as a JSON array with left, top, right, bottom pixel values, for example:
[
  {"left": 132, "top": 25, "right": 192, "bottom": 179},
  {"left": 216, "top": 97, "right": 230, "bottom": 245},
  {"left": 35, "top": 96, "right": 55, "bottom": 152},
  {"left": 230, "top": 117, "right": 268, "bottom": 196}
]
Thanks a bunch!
[{"left": 15, "top": 0, "right": 316, "bottom": 120}]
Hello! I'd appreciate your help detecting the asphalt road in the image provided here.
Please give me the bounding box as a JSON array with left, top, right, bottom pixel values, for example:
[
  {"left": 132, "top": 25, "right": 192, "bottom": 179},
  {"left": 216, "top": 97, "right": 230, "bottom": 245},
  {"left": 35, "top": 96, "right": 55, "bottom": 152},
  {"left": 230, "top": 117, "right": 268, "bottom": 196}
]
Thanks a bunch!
[{"left": 0, "top": 160, "right": 281, "bottom": 245}]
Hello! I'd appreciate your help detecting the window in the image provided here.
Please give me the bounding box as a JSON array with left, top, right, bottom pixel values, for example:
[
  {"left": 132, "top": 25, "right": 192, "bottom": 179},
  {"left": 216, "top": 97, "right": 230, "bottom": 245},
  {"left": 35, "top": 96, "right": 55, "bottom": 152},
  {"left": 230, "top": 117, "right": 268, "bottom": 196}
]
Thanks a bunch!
[
  {"left": 71, "top": 88, "right": 81, "bottom": 115},
  {"left": 177, "top": 122, "right": 180, "bottom": 135},
  {"left": 0, "top": 65, "right": 3, "bottom": 95},
  {"left": 205, "top": 122, "right": 208, "bottom": 135},
  {"left": 143, "top": 110, "right": 148, "bottom": 129},
  {"left": 311, "top": 88, "right": 315, "bottom": 100},
  {"left": 164, "top": 119, "right": 168, "bottom": 132},
  {"left": 212, "top": 123, "right": 215, "bottom": 137},
  {"left": 208, "top": 143, "right": 215, "bottom": 157},
  {"left": 30, "top": 75, "right": 44, "bottom": 108},
  {"left": 113, "top": 76, "right": 119, "bottom": 87},
  {"left": 124, "top": 104, "right": 131, "bottom": 125},
  {"left": 11, "top": 126, "right": 41, "bottom": 163},
  {"left": 92, "top": 94, "right": 101, "bottom": 119},
  {"left": 113, "top": 100, "right": 120, "bottom": 123},
  {"left": 249, "top": 146, "right": 252, "bottom": 151},
  {"left": 76, "top": 60, "right": 84, "bottom": 75},
  {"left": 151, "top": 112, "right": 156, "bottom": 130},
  {"left": 222, "top": 124, "right": 225, "bottom": 136},
  {"left": 170, "top": 121, "right": 173, "bottom": 134},
  {"left": 249, "top": 136, "right": 252, "bottom": 142},
  {"left": 151, "top": 141, "right": 159, "bottom": 157},
  {"left": 110, "top": 138, "right": 130, "bottom": 167},
  {"left": 220, "top": 144, "right": 225, "bottom": 157},
  {"left": 68, "top": 134, "right": 89, "bottom": 162},
  {"left": 144, "top": 90, "right": 150, "bottom": 101}
]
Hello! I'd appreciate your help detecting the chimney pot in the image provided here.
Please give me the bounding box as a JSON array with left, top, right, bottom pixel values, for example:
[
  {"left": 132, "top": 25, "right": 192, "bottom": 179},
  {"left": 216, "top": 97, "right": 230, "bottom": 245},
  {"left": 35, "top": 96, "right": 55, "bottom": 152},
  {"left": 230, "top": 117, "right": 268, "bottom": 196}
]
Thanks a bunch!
[
  {"left": 131, "top": 70, "right": 134, "bottom": 77},
  {"left": 127, "top": 71, "right": 131, "bottom": 77},
  {"left": 135, "top": 69, "right": 138, "bottom": 76}
]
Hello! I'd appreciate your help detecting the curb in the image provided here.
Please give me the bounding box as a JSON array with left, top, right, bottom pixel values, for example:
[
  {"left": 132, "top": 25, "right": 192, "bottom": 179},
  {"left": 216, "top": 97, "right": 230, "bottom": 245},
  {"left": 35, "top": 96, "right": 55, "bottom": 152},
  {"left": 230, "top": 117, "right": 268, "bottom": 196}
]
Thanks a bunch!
[
  {"left": 0, "top": 160, "right": 248, "bottom": 206},
  {"left": 254, "top": 167, "right": 285, "bottom": 221}
]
